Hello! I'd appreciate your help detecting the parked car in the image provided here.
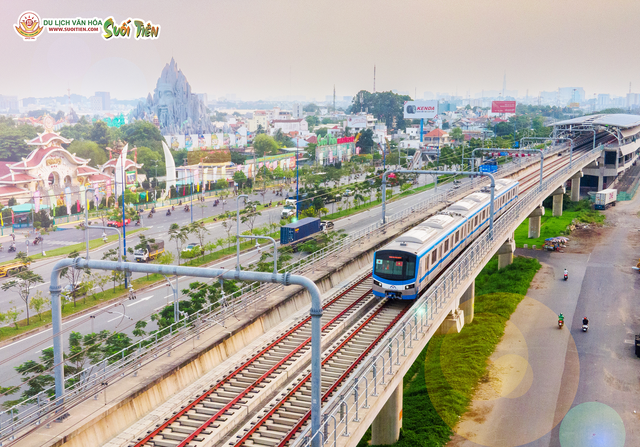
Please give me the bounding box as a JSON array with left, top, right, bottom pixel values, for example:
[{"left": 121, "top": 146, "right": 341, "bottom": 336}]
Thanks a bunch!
[
  {"left": 107, "top": 218, "right": 131, "bottom": 228},
  {"left": 342, "top": 189, "right": 354, "bottom": 197},
  {"left": 182, "top": 242, "right": 201, "bottom": 253}
]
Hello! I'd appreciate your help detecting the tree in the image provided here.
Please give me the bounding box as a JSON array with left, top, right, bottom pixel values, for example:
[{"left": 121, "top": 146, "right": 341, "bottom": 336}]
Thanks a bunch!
[
  {"left": 253, "top": 134, "right": 279, "bottom": 157},
  {"left": 1, "top": 254, "right": 43, "bottom": 325},
  {"left": 169, "top": 223, "right": 189, "bottom": 265},
  {"left": 59, "top": 251, "right": 91, "bottom": 307},
  {"left": 29, "top": 290, "right": 50, "bottom": 321},
  {"left": 188, "top": 221, "right": 210, "bottom": 255},
  {"left": 347, "top": 90, "right": 412, "bottom": 130},
  {"left": 356, "top": 128, "right": 375, "bottom": 154},
  {"left": 305, "top": 116, "right": 319, "bottom": 131},
  {"left": 449, "top": 127, "right": 464, "bottom": 145},
  {"left": 222, "top": 217, "right": 236, "bottom": 249},
  {"left": 67, "top": 140, "right": 107, "bottom": 167},
  {"left": 0, "top": 119, "right": 37, "bottom": 161},
  {"left": 89, "top": 121, "right": 110, "bottom": 146},
  {"left": 135, "top": 146, "right": 165, "bottom": 177},
  {"left": 303, "top": 103, "right": 319, "bottom": 113},
  {"left": 241, "top": 202, "right": 261, "bottom": 237},
  {"left": 119, "top": 120, "right": 165, "bottom": 153},
  {"left": 233, "top": 170, "right": 248, "bottom": 189}
]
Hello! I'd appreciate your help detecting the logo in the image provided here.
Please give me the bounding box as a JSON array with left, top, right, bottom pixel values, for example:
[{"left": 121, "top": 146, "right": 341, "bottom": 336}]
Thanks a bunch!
[
  {"left": 15, "top": 11, "right": 43, "bottom": 41},
  {"left": 14, "top": 12, "right": 160, "bottom": 41}
]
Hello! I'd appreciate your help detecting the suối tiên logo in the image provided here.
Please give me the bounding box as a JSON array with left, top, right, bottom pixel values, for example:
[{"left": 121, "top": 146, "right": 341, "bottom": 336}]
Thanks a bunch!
[
  {"left": 14, "top": 11, "right": 160, "bottom": 42},
  {"left": 14, "top": 11, "right": 43, "bottom": 41}
]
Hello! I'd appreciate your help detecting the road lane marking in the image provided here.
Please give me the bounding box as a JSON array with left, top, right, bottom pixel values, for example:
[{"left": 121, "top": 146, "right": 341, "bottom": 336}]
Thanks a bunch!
[
  {"left": 107, "top": 316, "right": 121, "bottom": 322},
  {"left": 126, "top": 295, "right": 154, "bottom": 307},
  {"left": 34, "top": 345, "right": 52, "bottom": 354}
]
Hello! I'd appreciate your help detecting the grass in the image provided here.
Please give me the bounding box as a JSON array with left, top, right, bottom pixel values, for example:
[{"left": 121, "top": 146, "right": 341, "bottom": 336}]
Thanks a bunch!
[
  {"left": 357, "top": 256, "right": 541, "bottom": 447},
  {"left": 0, "top": 228, "right": 147, "bottom": 266},
  {"left": 513, "top": 199, "right": 604, "bottom": 248}
]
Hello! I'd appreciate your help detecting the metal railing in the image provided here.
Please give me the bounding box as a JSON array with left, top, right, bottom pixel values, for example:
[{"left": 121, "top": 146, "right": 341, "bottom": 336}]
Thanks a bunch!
[
  {"left": 292, "top": 145, "right": 602, "bottom": 447},
  {"left": 0, "top": 143, "right": 576, "bottom": 442}
]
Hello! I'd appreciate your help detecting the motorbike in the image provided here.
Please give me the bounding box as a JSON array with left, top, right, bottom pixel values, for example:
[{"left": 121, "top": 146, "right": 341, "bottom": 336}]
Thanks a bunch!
[
  {"left": 582, "top": 324, "right": 588, "bottom": 332},
  {"left": 558, "top": 319, "right": 564, "bottom": 329},
  {"left": 135, "top": 220, "right": 141, "bottom": 226},
  {"left": 213, "top": 202, "right": 218, "bottom": 207},
  {"left": 151, "top": 208, "right": 156, "bottom": 214},
  {"left": 184, "top": 206, "right": 190, "bottom": 212},
  {"left": 166, "top": 210, "right": 172, "bottom": 216},
  {"left": 563, "top": 272, "right": 568, "bottom": 281},
  {"left": 8, "top": 245, "right": 16, "bottom": 253},
  {"left": 147, "top": 212, "right": 153, "bottom": 218},
  {"left": 33, "top": 237, "right": 42, "bottom": 245}
]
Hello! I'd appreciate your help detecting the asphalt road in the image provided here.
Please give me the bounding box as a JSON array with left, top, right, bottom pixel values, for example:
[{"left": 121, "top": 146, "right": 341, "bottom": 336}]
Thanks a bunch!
[
  {"left": 0, "top": 171, "right": 443, "bottom": 390},
  {"left": 449, "top": 193, "right": 640, "bottom": 446}
]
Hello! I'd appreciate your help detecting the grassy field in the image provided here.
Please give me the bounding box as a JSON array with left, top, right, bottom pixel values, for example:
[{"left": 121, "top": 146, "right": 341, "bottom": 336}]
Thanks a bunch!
[
  {"left": 357, "top": 256, "right": 541, "bottom": 447},
  {"left": 513, "top": 199, "right": 604, "bottom": 248}
]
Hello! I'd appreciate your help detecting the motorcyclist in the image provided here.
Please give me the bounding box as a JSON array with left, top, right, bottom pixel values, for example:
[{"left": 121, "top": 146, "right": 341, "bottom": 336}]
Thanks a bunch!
[
  {"left": 563, "top": 268, "right": 568, "bottom": 278},
  {"left": 558, "top": 313, "right": 564, "bottom": 322},
  {"left": 583, "top": 316, "right": 589, "bottom": 326},
  {"left": 166, "top": 209, "right": 172, "bottom": 216}
]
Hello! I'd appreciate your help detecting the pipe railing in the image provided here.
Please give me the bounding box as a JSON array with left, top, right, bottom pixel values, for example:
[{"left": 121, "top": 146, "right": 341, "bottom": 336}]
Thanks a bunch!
[{"left": 0, "top": 145, "right": 590, "bottom": 442}]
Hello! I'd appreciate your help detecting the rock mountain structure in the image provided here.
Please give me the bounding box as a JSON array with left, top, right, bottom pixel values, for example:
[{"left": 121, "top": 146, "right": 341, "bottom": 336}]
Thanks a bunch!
[{"left": 129, "top": 58, "right": 213, "bottom": 136}]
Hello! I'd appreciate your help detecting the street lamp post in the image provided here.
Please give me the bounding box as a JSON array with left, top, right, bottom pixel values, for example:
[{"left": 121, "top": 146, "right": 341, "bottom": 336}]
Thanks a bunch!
[{"left": 296, "top": 145, "right": 299, "bottom": 220}]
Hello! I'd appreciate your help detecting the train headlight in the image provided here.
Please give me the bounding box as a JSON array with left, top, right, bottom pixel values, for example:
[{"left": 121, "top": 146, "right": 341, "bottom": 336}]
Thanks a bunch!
[
  {"left": 373, "top": 279, "right": 381, "bottom": 286},
  {"left": 405, "top": 284, "right": 415, "bottom": 290}
]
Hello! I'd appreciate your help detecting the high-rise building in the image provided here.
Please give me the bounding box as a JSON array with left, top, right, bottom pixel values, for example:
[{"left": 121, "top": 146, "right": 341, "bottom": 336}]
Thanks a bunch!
[
  {"left": 292, "top": 103, "right": 304, "bottom": 118},
  {"left": 95, "top": 91, "right": 110, "bottom": 110},
  {"left": 0, "top": 95, "right": 19, "bottom": 112}
]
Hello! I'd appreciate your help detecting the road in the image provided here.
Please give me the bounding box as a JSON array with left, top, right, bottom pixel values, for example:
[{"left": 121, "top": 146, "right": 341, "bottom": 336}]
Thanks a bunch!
[
  {"left": 449, "top": 191, "right": 640, "bottom": 446},
  {"left": 0, "top": 171, "right": 445, "bottom": 391}
]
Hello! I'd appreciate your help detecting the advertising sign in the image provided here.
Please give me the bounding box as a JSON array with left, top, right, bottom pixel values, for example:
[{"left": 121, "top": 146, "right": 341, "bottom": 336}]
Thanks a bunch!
[
  {"left": 346, "top": 116, "right": 367, "bottom": 129},
  {"left": 491, "top": 101, "right": 516, "bottom": 113},
  {"left": 403, "top": 100, "right": 438, "bottom": 119}
]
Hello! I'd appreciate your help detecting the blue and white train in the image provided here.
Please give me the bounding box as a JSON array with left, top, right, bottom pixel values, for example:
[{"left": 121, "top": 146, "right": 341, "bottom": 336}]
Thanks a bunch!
[{"left": 372, "top": 179, "right": 519, "bottom": 299}]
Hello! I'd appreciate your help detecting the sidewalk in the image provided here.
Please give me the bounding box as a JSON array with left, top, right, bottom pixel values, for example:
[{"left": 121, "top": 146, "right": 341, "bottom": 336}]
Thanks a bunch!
[{"left": 448, "top": 250, "right": 588, "bottom": 447}]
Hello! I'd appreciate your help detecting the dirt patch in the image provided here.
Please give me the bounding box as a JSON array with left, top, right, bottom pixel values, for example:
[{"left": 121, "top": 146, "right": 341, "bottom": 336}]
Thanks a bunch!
[
  {"left": 563, "top": 226, "right": 609, "bottom": 254},
  {"left": 529, "top": 264, "right": 554, "bottom": 289}
]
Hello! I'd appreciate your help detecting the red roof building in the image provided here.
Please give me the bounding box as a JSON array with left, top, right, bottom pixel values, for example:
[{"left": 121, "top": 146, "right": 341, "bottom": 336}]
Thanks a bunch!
[{"left": 0, "top": 114, "right": 116, "bottom": 205}]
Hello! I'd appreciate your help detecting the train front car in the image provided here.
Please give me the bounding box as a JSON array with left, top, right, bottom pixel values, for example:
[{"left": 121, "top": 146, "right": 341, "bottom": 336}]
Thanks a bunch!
[{"left": 372, "top": 249, "right": 418, "bottom": 299}]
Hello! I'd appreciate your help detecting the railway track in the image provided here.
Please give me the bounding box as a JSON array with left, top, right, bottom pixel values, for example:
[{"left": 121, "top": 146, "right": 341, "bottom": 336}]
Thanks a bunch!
[
  {"left": 134, "top": 274, "right": 375, "bottom": 447},
  {"left": 226, "top": 300, "right": 410, "bottom": 447}
]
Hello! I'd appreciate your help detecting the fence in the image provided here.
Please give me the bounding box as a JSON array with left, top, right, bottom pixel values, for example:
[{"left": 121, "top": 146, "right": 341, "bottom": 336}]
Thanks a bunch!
[
  {"left": 291, "top": 145, "right": 602, "bottom": 447},
  {"left": 0, "top": 143, "right": 575, "bottom": 442}
]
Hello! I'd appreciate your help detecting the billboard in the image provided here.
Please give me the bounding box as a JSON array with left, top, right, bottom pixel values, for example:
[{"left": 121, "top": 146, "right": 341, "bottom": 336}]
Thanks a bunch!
[
  {"left": 403, "top": 100, "right": 438, "bottom": 119},
  {"left": 346, "top": 116, "right": 367, "bottom": 128},
  {"left": 491, "top": 101, "right": 516, "bottom": 113}
]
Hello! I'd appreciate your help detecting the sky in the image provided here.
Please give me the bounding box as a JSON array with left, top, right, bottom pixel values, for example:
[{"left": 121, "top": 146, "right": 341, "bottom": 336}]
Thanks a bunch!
[{"left": 3, "top": 0, "right": 640, "bottom": 102}]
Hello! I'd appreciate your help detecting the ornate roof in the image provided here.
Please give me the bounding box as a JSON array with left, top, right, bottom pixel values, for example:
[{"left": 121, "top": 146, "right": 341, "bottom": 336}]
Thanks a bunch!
[
  {"left": 100, "top": 158, "right": 143, "bottom": 170},
  {"left": 0, "top": 185, "right": 29, "bottom": 197},
  {"left": 9, "top": 146, "right": 89, "bottom": 171},
  {"left": 0, "top": 172, "right": 38, "bottom": 184},
  {"left": 26, "top": 132, "right": 72, "bottom": 146}
]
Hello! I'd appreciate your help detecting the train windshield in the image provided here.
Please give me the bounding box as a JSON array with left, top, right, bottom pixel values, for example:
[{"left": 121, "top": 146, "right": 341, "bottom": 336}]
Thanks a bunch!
[{"left": 374, "top": 251, "right": 416, "bottom": 282}]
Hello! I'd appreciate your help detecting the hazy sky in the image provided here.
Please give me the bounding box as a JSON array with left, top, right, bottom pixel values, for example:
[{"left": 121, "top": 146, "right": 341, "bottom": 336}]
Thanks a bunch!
[{"left": 3, "top": 0, "right": 640, "bottom": 101}]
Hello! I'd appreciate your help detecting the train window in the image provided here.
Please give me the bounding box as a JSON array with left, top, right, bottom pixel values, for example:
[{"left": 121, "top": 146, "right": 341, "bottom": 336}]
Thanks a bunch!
[
  {"left": 444, "top": 239, "right": 449, "bottom": 252},
  {"left": 374, "top": 250, "right": 417, "bottom": 281},
  {"left": 431, "top": 250, "right": 437, "bottom": 264},
  {"left": 455, "top": 230, "right": 459, "bottom": 244}
]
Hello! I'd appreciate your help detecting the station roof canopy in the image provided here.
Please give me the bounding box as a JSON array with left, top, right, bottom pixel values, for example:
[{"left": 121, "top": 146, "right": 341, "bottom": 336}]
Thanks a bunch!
[{"left": 554, "top": 114, "right": 640, "bottom": 129}]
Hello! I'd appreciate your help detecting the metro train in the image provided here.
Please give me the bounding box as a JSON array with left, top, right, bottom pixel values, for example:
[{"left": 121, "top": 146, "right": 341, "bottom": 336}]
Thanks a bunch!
[{"left": 372, "top": 178, "right": 519, "bottom": 299}]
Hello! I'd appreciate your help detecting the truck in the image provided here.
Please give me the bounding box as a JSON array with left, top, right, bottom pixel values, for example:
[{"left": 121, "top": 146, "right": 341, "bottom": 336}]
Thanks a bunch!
[
  {"left": 594, "top": 188, "right": 617, "bottom": 210},
  {"left": 280, "top": 217, "right": 321, "bottom": 246},
  {"left": 0, "top": 260, "right": 30, "bottom": 278},
  {"left": 134, "top": 240, "right": 165, "bottom": 262}
]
